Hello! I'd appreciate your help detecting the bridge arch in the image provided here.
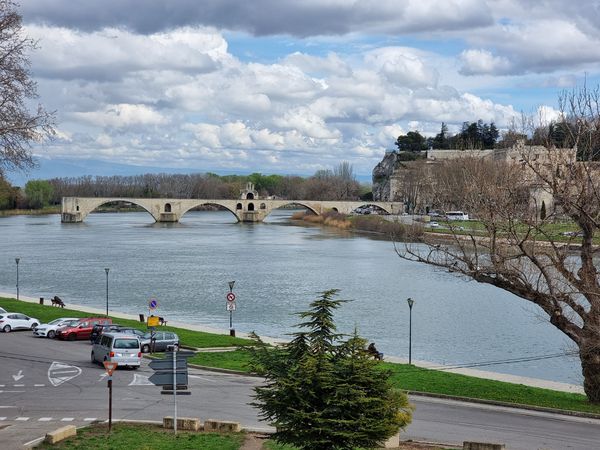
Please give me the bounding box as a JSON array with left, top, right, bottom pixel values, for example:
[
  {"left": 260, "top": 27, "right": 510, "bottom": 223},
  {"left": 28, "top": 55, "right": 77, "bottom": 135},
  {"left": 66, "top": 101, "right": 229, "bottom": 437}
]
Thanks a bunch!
[
  {"left": 352, "top": 203, "right": 393, "bottom": 214},
  {"left": 179, "top": 201, "right": 240, "bottom": 221},
  {"left": 262, "top": 201, "right": 320, "bottom": 220},
  {"left": 79, "top": 198, "right": 158, "bottom": 222}
]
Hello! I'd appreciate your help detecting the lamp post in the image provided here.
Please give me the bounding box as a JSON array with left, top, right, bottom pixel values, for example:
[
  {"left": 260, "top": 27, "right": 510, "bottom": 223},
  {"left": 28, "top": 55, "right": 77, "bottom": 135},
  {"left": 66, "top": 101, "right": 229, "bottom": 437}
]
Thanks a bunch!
[
  {"left": 228, "top": 281, "right": 235, "bottom": 337},
  {"left": 104, "top": 268, "right": 110, "bottom": 317},
  {"left": 15, "top": 258, "right": 20, "bottom": 300},
  {"left": 407, "top": 297, "right": 414, "bottom": 365}
]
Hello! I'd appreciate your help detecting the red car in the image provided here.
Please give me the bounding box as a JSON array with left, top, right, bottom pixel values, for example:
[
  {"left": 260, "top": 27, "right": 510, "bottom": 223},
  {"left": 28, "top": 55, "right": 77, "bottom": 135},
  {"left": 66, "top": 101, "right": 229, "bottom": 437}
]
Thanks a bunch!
[{"left": 56, "top": 317, "right": 112, "bottom": 341}]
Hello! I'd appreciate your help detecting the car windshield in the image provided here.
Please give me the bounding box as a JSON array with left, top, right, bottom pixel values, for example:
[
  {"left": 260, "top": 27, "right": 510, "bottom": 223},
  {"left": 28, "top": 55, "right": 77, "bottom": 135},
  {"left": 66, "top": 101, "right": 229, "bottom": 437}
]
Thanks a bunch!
[
  {"left": 113, "top": 339, "right": 139, "bottom": 349},
  {"left": 63, "top": 320, "right": 80, "bottom": 327},
  {"left": 48, "top": 319, "right": 65, "bottom": 325}
]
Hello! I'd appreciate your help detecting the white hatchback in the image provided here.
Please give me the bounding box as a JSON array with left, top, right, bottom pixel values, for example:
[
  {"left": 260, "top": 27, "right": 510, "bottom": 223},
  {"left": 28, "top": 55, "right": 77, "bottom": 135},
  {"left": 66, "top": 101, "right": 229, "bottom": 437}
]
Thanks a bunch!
[
  {"left": 33, "top": 317, "right": 79, "bottom": 339},
  {"left": 0, "top": 313, "right": 40, "bottom": 333}
]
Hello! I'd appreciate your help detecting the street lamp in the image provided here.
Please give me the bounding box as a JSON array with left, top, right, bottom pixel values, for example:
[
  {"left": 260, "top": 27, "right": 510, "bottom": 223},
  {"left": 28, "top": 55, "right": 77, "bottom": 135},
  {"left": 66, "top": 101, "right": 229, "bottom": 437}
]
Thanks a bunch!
[
  {"left": 228, "top": 281, "right": 235, "bottom": 337},
  {"left": 104, "top": 268, "right": 110, "bottom": 317},
  {"left": 15, "top": 258, "right": 20, "bottom": 300},
  {"left": 407, "top": 297, "right": 415, "bottom": 365}
]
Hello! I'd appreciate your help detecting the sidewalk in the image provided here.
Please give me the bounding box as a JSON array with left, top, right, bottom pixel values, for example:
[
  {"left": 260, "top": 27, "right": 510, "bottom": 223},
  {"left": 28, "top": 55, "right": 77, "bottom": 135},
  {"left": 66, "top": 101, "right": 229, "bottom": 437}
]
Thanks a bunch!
[{"left": 1, "top": 291, "right": 584, "bottom": 394}]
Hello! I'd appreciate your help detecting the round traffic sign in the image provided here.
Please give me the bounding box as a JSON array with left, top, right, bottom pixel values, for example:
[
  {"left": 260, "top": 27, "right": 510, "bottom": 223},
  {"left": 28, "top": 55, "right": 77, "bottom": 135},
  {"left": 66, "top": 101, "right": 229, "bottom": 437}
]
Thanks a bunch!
[
  {"left": 149, "top": 298, "right": 158, "bottom": 309},
  {"left": 226, "top": 292, "right": 236, "bottom": 302}
]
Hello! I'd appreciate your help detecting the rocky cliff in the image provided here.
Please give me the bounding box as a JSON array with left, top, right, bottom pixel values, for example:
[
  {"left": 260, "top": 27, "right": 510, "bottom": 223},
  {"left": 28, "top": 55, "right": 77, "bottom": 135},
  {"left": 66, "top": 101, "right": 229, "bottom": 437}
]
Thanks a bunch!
[{"left": 372, "top": 151, "right": 400, "bottom": 201}]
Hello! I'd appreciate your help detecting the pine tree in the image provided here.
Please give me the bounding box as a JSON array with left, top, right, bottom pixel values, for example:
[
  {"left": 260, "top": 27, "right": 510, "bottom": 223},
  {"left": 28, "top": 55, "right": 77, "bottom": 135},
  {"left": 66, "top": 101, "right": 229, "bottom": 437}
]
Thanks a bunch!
[
  {"left": 540, "top": 200, "right": 547, "bottom": 220},
  {"left": 248, "top": 290, "right": 412, "bottom": 450}
]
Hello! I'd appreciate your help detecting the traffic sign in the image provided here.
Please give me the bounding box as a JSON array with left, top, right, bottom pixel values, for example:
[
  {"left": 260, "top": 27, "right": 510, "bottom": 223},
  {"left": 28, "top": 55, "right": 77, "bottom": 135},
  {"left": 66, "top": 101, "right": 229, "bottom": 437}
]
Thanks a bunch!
[
  {"left": 227, "top": 292, "right": 236, "bottom": 302},
  {"left": 147, "top": 315, "right": 160, "bottom": 327},
  {"left": 149, "top": 371, "right": 188, "bottom": 386},
  {"left": 226, "top": 302, "right": 236, "bottom": 311},
  {"left": 149, "top": 359, "right": 188, "bottom": 371},
  {"left": 149, "top": 298, "right": 158, "bottom": 310},
  {"left": 103, "top": 361, "right": 118, "bottom": 376}
]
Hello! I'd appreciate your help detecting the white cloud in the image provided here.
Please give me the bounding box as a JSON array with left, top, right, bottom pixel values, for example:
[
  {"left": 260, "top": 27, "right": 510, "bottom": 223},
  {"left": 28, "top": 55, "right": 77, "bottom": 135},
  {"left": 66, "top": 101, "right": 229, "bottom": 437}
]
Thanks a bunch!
[
  {"left": 73, "top": 104, "right": 168, "bottom": 128},
  {"left": 459, "top": 49, "right": 512, "bottom": 76}
]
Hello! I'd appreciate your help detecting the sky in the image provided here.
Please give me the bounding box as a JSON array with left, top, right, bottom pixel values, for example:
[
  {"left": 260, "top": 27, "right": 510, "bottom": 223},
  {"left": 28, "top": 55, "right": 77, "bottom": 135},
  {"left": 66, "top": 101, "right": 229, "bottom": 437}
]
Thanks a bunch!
[{"left": 10, "top": 0, "right": 600, "bottom": 185}]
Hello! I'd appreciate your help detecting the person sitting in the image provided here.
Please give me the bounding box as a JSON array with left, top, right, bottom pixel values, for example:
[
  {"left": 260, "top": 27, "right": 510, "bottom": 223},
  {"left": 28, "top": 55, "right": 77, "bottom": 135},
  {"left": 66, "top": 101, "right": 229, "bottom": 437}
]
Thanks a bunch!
[
  {"left": 51, "top": 296, "right": 65, "bottom": 308},
  {"left": 367, "top": 342, "right": 383, "bottom": 361}
]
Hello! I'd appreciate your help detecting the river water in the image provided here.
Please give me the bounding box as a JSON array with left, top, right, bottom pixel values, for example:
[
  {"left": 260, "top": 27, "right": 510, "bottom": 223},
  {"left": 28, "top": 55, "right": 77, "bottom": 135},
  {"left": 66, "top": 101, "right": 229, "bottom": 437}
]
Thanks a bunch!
[{"left": 0, "top": 209, "right": 581, "bottom": 385}]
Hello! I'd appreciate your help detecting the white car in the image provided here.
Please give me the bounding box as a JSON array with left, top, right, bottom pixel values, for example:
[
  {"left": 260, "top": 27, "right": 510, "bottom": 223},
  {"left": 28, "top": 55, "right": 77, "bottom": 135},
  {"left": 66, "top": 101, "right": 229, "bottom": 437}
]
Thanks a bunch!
[
  {"left": 0, "top": 313, "right": 40, "bottom": 333},
  {"left": 33, "top": 317, "right": 79, "bottom": 339}
]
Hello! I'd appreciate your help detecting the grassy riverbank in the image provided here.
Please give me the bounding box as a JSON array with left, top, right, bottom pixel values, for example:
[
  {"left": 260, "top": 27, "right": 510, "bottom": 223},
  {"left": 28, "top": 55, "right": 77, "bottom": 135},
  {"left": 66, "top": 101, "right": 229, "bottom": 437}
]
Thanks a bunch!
[
  {"left": 2, "top": 296, "right": 597, "bottom": 415},
  {"left": 0, "top": 206, "right": 60, "bottom": 216}
]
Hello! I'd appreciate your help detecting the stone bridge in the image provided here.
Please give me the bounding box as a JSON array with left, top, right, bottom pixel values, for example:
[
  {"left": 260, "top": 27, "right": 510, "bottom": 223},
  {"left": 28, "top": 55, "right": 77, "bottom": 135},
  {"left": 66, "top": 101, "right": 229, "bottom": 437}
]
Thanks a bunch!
[{"left": 61, "top": 197, "right": 403, "bottom": 223}]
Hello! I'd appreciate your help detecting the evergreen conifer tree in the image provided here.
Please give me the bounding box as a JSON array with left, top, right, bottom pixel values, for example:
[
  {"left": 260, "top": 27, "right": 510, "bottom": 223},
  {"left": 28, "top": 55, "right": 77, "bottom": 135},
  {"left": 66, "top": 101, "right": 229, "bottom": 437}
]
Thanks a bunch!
[{"left": 249, "top": 289, "right": 412, "bottom": 450}]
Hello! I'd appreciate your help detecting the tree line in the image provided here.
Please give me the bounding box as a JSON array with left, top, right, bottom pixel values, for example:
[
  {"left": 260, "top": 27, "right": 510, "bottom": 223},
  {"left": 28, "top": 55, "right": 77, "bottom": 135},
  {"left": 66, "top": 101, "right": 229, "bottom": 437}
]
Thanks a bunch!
[{"left": 0, "top": 162, "right": 366, "bottom": 210}]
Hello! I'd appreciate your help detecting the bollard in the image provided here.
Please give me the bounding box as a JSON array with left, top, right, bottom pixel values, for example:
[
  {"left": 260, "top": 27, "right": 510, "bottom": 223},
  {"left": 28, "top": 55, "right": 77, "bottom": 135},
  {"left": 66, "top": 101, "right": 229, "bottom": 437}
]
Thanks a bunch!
[
  {"left": 139, "top": 313, "right": 145, "bottom": 323},
  {"left": 39, "top": 297, "right": 44, "bottom": 305}
]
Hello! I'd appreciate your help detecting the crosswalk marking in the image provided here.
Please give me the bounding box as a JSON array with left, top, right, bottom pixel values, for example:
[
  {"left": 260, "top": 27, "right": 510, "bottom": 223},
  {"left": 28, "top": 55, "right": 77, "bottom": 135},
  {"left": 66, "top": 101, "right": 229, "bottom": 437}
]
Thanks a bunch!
[
  {"left": 0, "top": 417, "right": 6, "bottom": 421},
  {"left": 13, "top": 384, "right": 25, "bottom": 387},
  {"left": 84, "top": 418, "right": 97, "bottom": 421},
  {"left": 61, "top": 417, "right": 74, "bottom": 421},
  {"left": 34, "top": 384, "right": 45, "bottom": 387},
  {"left": 38, "top": 417, "right": 52, "bottom": 421},
  {"left": 15, "top": 417, "right": 29, "bottom": 421}
]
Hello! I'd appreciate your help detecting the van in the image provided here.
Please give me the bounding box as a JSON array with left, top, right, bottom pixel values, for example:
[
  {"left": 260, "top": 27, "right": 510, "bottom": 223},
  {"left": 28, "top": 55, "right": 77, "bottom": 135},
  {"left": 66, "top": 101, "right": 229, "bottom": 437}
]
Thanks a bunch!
[
  {"left": 91, "top": 332, "right": 141, "bottom": 369},
  {"left": 56, "top": 317, "right": 112, "bottom": 341}
]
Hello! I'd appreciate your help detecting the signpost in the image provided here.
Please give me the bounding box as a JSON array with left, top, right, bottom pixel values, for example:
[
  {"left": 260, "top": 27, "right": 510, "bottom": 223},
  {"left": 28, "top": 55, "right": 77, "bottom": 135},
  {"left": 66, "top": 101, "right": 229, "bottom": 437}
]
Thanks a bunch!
[
  {"left": 147, "top": 298, "right": 159, "bottom": 352},
  {"left": 103, "top": 361, "right": 118, "bottom": 433},
  {"left": 227, "top": 281, "right": 236, "bottom": 337},
  {"left": 148, "top": 349, "right": 194, "bottom": 435}
]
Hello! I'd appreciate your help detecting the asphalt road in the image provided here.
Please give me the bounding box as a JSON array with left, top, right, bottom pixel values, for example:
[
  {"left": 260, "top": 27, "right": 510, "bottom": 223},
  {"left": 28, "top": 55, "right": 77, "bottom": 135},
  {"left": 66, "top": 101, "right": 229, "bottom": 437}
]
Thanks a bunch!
[{"left": 1, "top": 331, "right": 600, "bottom": 449}]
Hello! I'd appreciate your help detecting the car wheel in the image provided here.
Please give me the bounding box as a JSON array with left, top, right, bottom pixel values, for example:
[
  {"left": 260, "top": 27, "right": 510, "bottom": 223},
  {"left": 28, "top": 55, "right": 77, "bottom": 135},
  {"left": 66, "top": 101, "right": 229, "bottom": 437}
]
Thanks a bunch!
[
  {"left": 30, "top": 323, "right": 39, "bottom": 330},
  {"left": 68, "top": 333, "right": 76, "bottom": 341},
  {"left": 2, "top": 325, "right": 11, "bottom": 333},
  {"left": 142, "top": 344, "right": 150, "bottom": 353},
  {"left": 47, "top": 330, "right": 55, "bottom": 339}
]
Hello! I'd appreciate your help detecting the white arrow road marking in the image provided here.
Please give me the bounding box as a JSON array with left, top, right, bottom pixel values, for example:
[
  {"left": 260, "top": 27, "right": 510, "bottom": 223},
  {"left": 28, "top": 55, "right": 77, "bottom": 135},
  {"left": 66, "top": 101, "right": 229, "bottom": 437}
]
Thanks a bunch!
[
  {"left": 98, "top": 373, "right": 108, "bottom": 382},
  {"left": 12, "top": 370, "right": 24, "bottom": 381},
  {"left": 48, "top": 362, "right": 82, "bottom": 387},
  {"left": 128, "top": 374, "right": 154, "bottom": 386}
]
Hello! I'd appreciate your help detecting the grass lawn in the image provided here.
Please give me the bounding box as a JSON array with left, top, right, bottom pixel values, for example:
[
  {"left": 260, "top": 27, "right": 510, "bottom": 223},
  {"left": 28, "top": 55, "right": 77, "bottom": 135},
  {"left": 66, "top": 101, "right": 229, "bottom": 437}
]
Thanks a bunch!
[
  {"left": 189, "top": 349, "right": 253, "bottom": 372},
  {"left": 0, "top": 297, "right": 253, "bottom": 348},
  {"left": 37, "top": 423, "right": 244, "bottom": 450}
]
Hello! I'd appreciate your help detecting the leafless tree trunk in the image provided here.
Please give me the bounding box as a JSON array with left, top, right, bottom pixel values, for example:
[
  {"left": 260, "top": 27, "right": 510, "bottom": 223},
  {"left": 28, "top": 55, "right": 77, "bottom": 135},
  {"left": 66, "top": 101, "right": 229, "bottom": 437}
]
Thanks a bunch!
[{"left": 0, "top": 2, "right": 55, "bottom": 175}]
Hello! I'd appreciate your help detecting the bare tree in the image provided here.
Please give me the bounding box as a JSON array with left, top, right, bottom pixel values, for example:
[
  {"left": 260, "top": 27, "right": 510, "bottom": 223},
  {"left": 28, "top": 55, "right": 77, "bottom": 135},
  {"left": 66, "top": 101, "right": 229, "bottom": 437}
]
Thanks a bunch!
[
  {"left": 0, "top": 1, "right": 54, "bottom": 175},
  {"left": 396, "top": 145, "right": 600, "bottom": 402}
]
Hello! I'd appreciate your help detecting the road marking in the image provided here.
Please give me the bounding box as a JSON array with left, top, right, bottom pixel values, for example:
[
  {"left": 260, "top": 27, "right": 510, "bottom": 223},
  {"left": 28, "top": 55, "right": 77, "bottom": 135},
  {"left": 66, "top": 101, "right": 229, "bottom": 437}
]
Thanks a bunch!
[
  {"left": 13, "top": 384, "right": 25, "bottom": 387},
  {"left": 15, "top": 417, "right": 29, "bottom": 421},
  {"left": 0, "top": 384, "right": 4, "bottom": 387},
  {"left": 84, "top": 418, "right": 97, "bottom": 421},
  {"left": 34, "top": 384, "right": 45, "bottom": 387},
  {"left": 12, "top": 370, "right": 24, "bottom": 381},
  {"left": 61, "top": 417, "right": 74, "bottom": 422},
  {"left": 38, "top": 417, "right": 52, "bottom": 421},
  {"left": 0, "top": 417, "right": 6, "bottom": 421},
  {"left": 128, "top": 374, "right": 154, "bottom": 386},
  {"left": 48, "top": 362, "right": 82, "bottom": 387},
  {"left": 0, "top": 406, "right": 16, "bottom": 408},
  {"left": 188, "top": 374, "right": 217, "bottom": 382}
]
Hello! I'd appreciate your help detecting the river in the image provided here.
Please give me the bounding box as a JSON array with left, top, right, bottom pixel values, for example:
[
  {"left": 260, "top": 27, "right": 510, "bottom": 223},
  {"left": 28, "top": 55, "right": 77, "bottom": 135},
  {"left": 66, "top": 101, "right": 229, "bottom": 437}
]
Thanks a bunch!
[{"left": 0, "top": 209, "right": 581, "bottom": 385}]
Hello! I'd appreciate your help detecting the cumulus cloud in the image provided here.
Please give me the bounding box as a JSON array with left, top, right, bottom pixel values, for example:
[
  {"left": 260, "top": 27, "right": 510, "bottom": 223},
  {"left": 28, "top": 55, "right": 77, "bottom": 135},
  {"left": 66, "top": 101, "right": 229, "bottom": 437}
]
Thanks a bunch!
[
  {"left": 73, "top": 104, "right": 168, "bottom": 128},
  {"left": 459, "top": 49, "right": 512, "bottom": 76}
]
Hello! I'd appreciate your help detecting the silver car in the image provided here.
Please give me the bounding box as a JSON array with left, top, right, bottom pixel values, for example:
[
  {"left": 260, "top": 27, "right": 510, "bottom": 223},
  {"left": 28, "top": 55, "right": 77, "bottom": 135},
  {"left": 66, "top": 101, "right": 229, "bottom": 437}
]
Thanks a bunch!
[
  {"left": 91, "top": 332, "right": 141, "bottom": 369},
  {"left": 140, "top": 331, "right": 179, "bottom": 353}
]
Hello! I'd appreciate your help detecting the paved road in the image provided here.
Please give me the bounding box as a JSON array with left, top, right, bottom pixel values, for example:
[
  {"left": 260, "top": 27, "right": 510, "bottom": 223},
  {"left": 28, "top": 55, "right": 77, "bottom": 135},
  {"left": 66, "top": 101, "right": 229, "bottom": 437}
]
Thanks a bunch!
[{"left": 1, "top": 331, "right": 600, "bottom": 449}]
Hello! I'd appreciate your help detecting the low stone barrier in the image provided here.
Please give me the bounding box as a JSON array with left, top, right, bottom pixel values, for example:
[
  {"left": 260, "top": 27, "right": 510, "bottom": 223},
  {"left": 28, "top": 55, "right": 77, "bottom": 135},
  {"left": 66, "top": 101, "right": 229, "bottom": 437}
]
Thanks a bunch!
[
  {"left": 45, "top": 425, "right": 77, "bottom": 444},
  {"left": 162, "top": 416, "right": 202, "bottom": 431},
  {"left": 204, "top": 419, "right": 241, "bottom": 432},
  {"left": 382, "top": 432, "right": 400, "bottom": 448},
  {"left": 463, "top": 442, "right": 505, "bottom": 450}
]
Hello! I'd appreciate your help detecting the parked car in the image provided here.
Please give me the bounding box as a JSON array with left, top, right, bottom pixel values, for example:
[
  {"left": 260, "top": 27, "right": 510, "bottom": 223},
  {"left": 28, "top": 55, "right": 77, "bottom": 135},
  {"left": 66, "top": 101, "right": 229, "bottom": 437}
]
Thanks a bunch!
[
  {"left": 91, "top": 332, "right": 141, "bottom": 369},
  {"left": 90, "top": 323, "right": 126, "bottom": 344},
  {"left": 140, "top": 331, "right": 179, "bottom": 353},
  {"left": 429, "top": 221, "right": 440, "bottom": 228},
  {"left": 33, "top": 317, "right": 79, "bottom": 338},
  {"left": 90, "top": 324, "right": 145, "bottom": 344},
  {"left": 56, "top": 317, "right": 112, "bottom": 341},
  {"left": 0, "top": 313, "right": 40, "bottom": 332}
]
